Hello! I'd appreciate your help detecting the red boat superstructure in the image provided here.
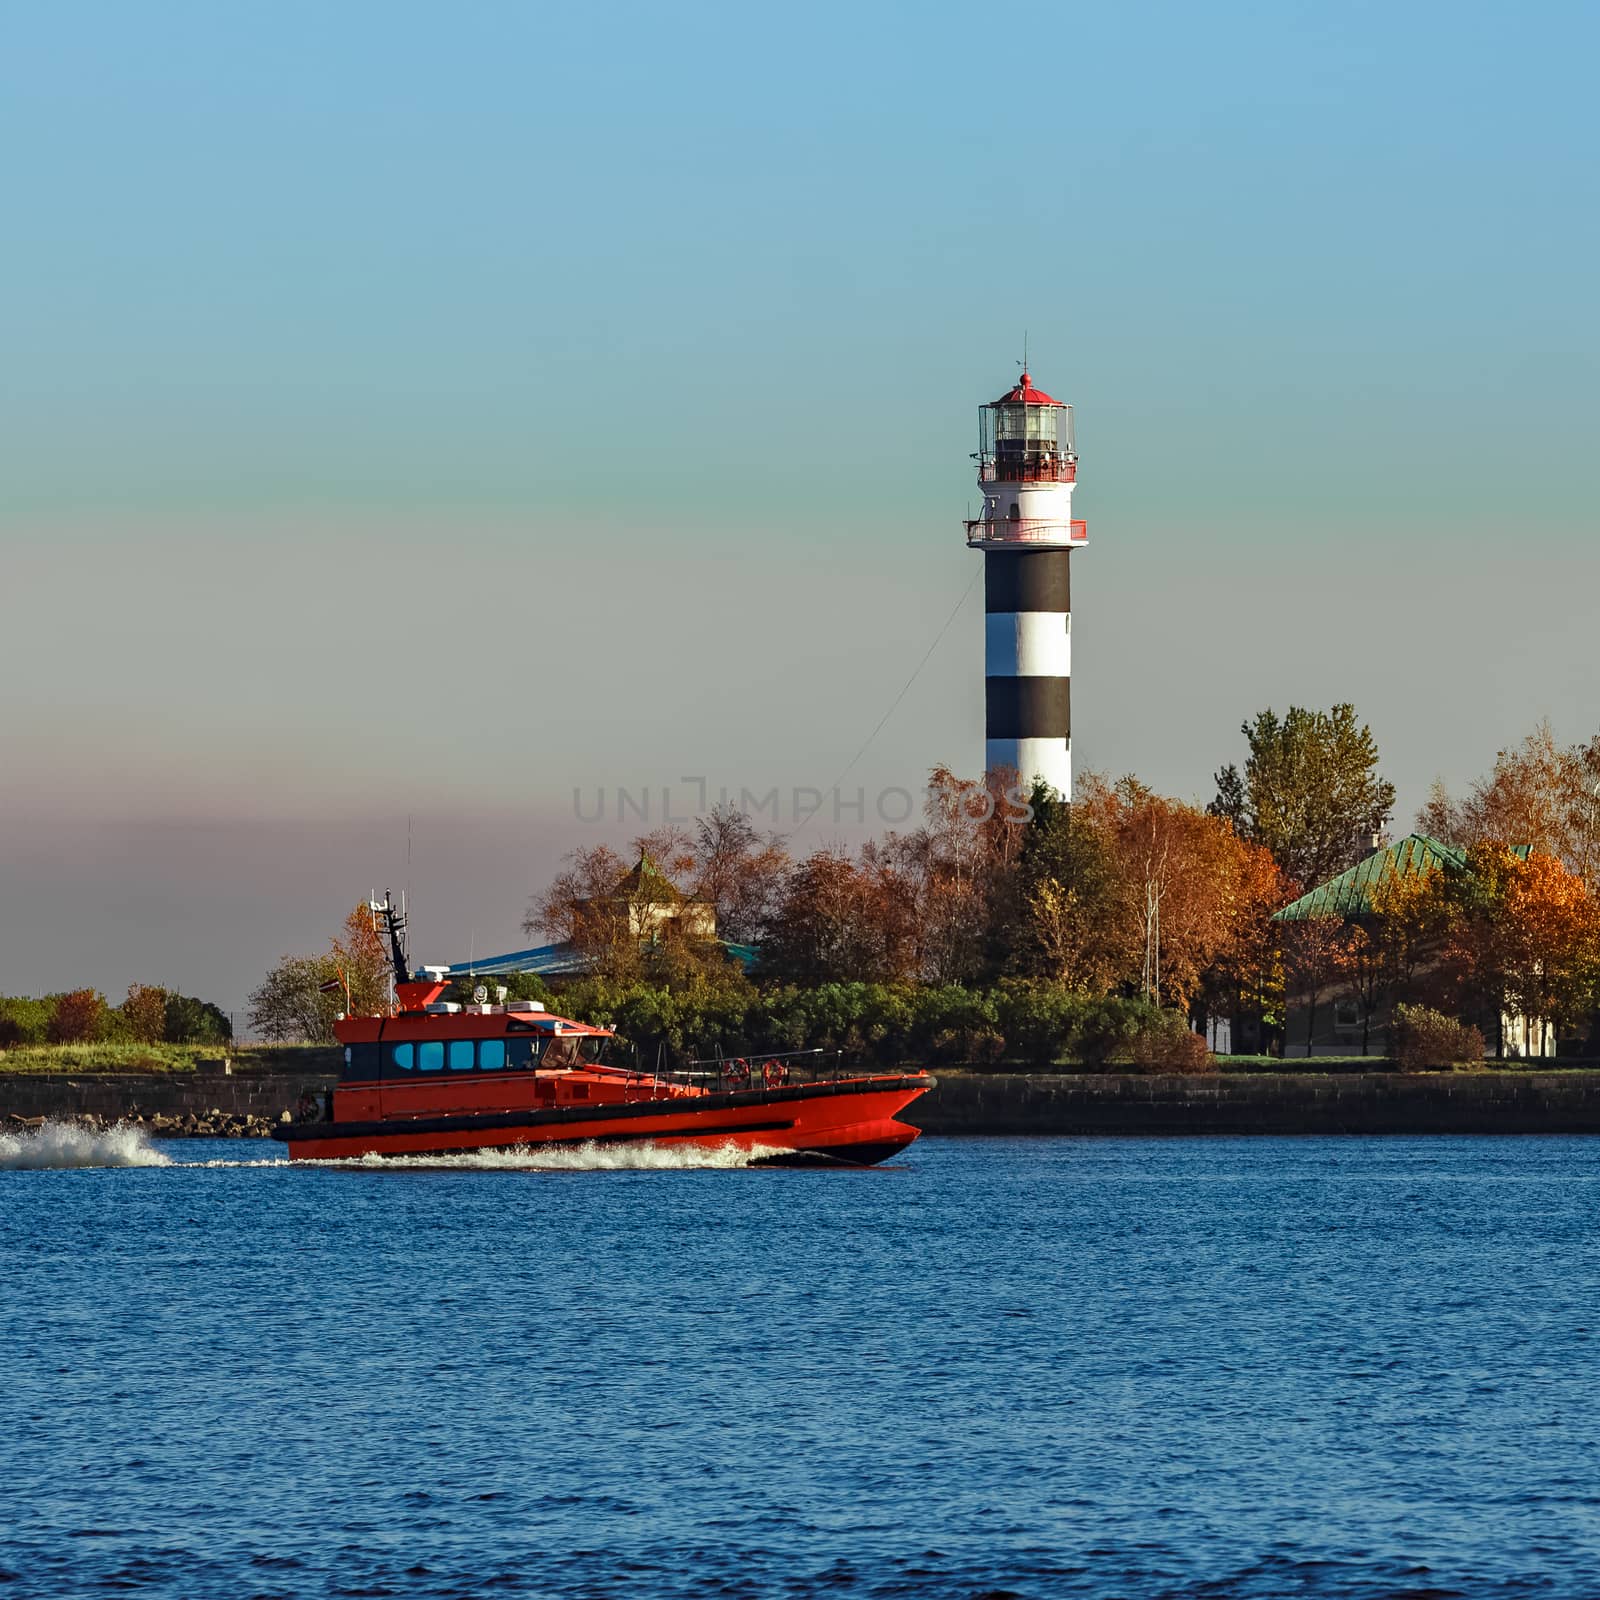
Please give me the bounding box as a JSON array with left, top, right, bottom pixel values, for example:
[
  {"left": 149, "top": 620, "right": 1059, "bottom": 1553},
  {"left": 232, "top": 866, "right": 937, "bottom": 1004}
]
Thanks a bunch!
[{"left": 275, "top": 907, "right": 932, "bottom": 1165}]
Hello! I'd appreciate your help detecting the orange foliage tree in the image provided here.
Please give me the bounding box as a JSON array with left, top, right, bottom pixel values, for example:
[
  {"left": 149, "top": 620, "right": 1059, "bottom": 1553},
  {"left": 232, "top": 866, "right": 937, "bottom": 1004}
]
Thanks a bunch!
[
  {"left": 759, "top": 848, "right": 919, "bottom": 984},
  {"left": 1203, "top": 839, "right": 1294, "bottom": 1047},
  {"left": 248, "top": 904, "right": 397, "bottom": 1043},
  {"left": 691, "top": 804, "right": 791, "bottom": 946},
  {"left": 867, "top": 766, "right": 1031, "bottom": 984},
  {"left": 121, "top": 983, "right": 169, "bottom": 1044},
  {"left": 1420, "top": 720, "right": 1600, "bottom": 880},
  {"left": 1439, "top": 847, "right": 1600, "bottom": 1051},
  {"left": 49, "top": 988, "right": 108, "bottom": 1044},
  {"left": 1499, "top": 852, "right": 1600, "bottom": 1029},
  {"left": 332, "top": 905, "right": 393, "bottom": 1016},
  {"left": 1077, "top": 775, "right": 1278, "bottom": 1012}
]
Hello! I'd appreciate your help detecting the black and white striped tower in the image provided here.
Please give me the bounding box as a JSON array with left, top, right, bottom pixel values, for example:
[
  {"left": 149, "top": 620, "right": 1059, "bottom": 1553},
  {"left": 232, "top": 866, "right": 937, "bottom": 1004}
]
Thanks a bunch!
[{"left": 965, "top": 369, "right": 1085, "bottom": 799}]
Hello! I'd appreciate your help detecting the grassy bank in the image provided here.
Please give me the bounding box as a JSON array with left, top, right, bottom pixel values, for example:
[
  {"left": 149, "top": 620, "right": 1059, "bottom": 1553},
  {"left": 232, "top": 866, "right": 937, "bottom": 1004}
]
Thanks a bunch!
[{"left": 0, "top": 1042, "right": 336, "bottom": 1075}]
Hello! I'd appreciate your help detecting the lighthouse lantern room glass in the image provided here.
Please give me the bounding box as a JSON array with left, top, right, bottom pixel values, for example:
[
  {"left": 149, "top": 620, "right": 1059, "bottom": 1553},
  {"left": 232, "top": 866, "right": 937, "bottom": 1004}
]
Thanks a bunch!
[{"left": 976, "top": 387, "right": 1076, "bottom": 485}]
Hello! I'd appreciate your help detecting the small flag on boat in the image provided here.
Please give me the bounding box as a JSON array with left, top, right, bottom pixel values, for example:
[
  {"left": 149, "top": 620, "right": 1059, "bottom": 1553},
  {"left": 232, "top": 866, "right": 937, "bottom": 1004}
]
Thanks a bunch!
[{"left": 318, "top": 977, "right": 344, "bottom": 994}]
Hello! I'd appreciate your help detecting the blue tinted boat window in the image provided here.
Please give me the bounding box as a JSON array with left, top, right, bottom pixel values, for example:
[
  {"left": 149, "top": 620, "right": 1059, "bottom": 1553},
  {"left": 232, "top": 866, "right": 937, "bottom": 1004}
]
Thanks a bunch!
[
  {"left": 506, "top": 1039, "right": 536, "bottom": 1070},
  {"left": 418, "top": 1040, "right": 444, "bottom": 1072},
  {"left": 479, "top": 1039, "right": 505, "bottom": 1071},
  {"left": 448, "top": 1039, "right": 474, "bottom": 1071},
  {"left": 388, "top": 1042, "right": 414, "bottom": 1073}
]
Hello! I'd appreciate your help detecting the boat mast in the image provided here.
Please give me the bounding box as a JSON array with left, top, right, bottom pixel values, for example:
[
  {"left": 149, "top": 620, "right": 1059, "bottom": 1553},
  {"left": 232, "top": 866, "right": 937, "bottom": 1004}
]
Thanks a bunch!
[{"left": 369, "top": 890, "right": 411, "bottom": 989}]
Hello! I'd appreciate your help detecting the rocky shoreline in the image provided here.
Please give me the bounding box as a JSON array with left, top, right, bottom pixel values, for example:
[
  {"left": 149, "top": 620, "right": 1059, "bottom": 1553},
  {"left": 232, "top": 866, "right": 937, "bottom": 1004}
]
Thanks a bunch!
[
  {"left": 0, "top": 1071, "right": 331, "bottom": 1134},
  {"left": 5, "top": 1108, "right": 282, "bottom": 1139}
]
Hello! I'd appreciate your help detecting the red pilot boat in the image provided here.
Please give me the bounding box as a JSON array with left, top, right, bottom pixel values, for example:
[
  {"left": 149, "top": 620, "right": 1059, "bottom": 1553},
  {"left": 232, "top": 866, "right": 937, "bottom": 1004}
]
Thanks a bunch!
[{"left": 274, "top": 895, "right": 933, "bottom": 1166}]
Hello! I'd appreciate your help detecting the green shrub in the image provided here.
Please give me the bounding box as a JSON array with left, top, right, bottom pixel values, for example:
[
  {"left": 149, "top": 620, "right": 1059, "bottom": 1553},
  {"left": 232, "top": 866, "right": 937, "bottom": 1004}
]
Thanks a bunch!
[
  {"left": 0, "top": 997, "right": 53, "bottom": 1047},
  {"left": 992, "top": 981, "right": 1085, "bottom": 1066},
  {"left": 1074, "top": 997, "right": 1165, "bottom": 1066},
  {"left": 1392, "top": 1005, "right": 1484, "bottom": 1072},
  {"left": 906, "top": 986, "right": 1000, "bottom": 1064},
  {"left": 548, "top": 973, "right": 755, "bottom": 1071},
  {"left": 163, "top": 994, "right": 233, "bottom": 1045},
  {"left": 532, "top": 977, "right": 1223, "bottom": 1074},
  {"left": 447, "top": 972, "right": 553, "bottom": 1008},
  {"left": 99, "top": 1007, "right": 134, "bottom": 1043}
]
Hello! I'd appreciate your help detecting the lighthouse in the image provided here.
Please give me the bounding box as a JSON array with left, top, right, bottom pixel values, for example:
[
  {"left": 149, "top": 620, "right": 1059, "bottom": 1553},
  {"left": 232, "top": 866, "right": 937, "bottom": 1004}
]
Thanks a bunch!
[{"left": 965, "top": 369, "right": 1086, "bottom": 800}]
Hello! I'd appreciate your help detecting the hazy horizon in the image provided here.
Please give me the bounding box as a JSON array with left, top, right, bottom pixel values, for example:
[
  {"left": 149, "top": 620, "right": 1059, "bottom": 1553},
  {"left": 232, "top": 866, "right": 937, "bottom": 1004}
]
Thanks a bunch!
[{"left": 3, "top": 0, "right": 1597, "bottom": 1009}]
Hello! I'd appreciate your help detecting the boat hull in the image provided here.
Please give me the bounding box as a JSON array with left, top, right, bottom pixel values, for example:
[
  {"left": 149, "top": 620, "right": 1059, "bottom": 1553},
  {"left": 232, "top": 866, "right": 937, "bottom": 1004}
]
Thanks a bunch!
[{"left": 273, "top": 1075, "right": 933, "bottom": 1166}]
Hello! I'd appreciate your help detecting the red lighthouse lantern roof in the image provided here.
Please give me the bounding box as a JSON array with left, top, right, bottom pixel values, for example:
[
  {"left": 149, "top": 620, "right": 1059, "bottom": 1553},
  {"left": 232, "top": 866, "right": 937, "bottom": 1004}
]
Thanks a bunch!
[{"left": 995, "top": 370, "right": 1062, "bottom": 406}]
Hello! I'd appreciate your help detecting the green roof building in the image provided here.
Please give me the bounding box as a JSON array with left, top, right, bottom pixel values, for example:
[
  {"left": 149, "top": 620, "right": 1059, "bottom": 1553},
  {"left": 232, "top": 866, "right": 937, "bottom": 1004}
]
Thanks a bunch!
[
  {"left": 1273, "top": 835, "right": 1532, "bottom": 923},
  {"left": 1271, "top": 835, "right": 1548, "bottom": 1059}
]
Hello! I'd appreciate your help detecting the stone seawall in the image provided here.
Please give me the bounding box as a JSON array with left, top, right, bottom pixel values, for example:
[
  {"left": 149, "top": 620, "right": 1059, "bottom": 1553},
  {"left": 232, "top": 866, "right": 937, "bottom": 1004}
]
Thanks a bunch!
[
  {"left": 0, "top": 1067, "right": 338, "bottom": 1135},
  {"left": 905, "top": 1070, "right": 1600, "bottom": 1135},
  {"left": 8, "top": 1066, "right": 1600, "bottom": 1138}
]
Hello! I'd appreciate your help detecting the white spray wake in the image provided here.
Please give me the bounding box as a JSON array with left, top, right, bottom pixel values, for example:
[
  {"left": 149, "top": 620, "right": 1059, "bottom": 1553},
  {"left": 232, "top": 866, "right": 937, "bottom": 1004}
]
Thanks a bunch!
[
  {"left": 176, "top": 1156, "right": 290, "bottom": 1169},
  {"left": 0, "top": 1120, "right": 172, "bottom": 1170},
  {"left": 0, "top": 1125, "right": 780, "bottom": 1172},
  {"left": 333, "top": 1139, "right": 781, "bottom": 1171}
]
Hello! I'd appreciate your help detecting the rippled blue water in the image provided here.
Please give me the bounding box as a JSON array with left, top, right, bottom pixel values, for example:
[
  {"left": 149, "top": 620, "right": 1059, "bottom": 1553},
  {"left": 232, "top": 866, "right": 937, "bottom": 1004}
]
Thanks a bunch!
[{"left": 4, "top": 1133, "right": 1600, "bottom": 1598}]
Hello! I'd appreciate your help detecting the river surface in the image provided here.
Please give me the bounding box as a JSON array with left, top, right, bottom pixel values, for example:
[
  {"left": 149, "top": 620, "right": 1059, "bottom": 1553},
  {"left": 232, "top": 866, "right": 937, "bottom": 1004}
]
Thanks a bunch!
[{"left": 2, "top": 1130, "right": 1598, "bottom": 1599}]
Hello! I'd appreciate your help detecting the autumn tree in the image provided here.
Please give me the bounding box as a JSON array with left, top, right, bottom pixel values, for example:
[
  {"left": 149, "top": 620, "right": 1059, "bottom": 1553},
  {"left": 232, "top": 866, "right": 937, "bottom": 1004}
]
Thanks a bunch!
[
  {"left": 121, "top": 983, "right": 169, "bottom": 1044},
  {"left": 858, "top": 767, "right": 1029, "bottom": 985},
  {"left": 1279, "top": 916, "right": 1350, "bottom": 1058},
  {"left": 691, "top": 804, "right": 790, "bottom": 945},
  {"left": 529, "top": 845, "right": 630, "bottom": 942},
  {"left": 905, "top": 767, "right": 994, "bottom": 983},
  {"left": 332, "top": 904, "right": 392, "bottom": 1016},
  {"left": 1324, "top": 864, "right": 1454, "bottom": 1055},
  {"left": 1010, "top": 784, "right": 1123, "bottom": 991},
  {"left": 249, "top": 957, "right": 343, "bottom": 1043},
  {"left": 1079, "top": 775, "right": 1270, "bottom": 1012},
  {"left": 49, "top": 988, "right": 107, "bottom": 1044},
  {"left": 1201, "top": 839, "right": 1293, "bottom": 1052},
  {"left": 1331, "top": 925, "right": 1385, "bottom": 1057},
  {"left": 248, "top": 904, "right": 395, "bottom": 1043},
  {"left": 1419, "top": 720, "right": 1600, "bottom": 880},
  {"left": 1367, "top": 864, "right": 1452, "bottom": 1019},
  {"left": 1498, "top": 851, "right": 1600, "bottom": 1033},
  {"left": 632, "top": 825, "right": 697, "bottom": 889},
  {"left": 1212, "top": 703, "right": 1396, "bottom": 887},
  {"left": 759, "top": 849, "right": 918, "bottom": 984},
  {"left": 527, "top": 844, "right": 649, "bottom": 980},
  {"left": 1437, "top": 846, "right": 1600, "bottom": 1052}
]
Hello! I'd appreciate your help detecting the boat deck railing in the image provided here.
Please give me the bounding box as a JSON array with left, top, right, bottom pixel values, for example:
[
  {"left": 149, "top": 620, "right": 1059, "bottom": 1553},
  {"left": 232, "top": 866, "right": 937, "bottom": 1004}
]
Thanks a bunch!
[{"left": 671, "top": 1048, "right": 889, "bottom": 1093}]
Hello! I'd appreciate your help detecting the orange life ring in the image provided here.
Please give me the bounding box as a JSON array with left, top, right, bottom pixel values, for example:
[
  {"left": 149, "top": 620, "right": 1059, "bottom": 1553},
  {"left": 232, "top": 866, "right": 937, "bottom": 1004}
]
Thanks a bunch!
[
  {"left": 762, "top": 1060, "right": 787, "bottom": 1088},
  {"left": 726, "top": 1058, "right": 751, "bottom": 1086}
]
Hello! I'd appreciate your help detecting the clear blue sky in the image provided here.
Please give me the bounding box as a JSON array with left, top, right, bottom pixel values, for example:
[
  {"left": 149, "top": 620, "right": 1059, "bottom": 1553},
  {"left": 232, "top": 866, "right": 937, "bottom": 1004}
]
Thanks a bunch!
[{"left": 2, "top": 0, "right": 1597, "bottom": 1009}]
